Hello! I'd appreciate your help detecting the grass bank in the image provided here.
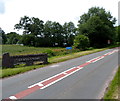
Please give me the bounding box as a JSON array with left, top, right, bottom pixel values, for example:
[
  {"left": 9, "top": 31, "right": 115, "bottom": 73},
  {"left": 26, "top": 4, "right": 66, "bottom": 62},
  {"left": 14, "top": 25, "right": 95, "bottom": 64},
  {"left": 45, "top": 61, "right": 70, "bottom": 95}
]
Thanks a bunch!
[
  {"left": 103, "top": 66, "right": 120, "bottom": 100},
  {"left": 2, "top": 45, "right": 64, "bottom": 56},
  {"left": 1, "top": 47, "right": 108, "bottom": 78}
]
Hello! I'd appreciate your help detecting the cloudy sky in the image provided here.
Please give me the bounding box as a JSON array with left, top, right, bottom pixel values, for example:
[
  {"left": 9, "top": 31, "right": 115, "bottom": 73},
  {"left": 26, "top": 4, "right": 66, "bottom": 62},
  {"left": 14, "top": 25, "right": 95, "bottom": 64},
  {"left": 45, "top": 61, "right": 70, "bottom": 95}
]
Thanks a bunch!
[{"left": 0, "top": 0, "right": 119, "bottom": 34}]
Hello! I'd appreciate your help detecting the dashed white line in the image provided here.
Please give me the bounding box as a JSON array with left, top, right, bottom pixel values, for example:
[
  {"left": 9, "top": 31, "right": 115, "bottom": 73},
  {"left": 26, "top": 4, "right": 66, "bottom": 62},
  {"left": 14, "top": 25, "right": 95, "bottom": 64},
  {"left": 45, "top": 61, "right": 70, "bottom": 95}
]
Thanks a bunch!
[
  {"left": 92, "top": 56, "right": 105, "bottom": 63},
  {"left": 86, "top": 56, "right": 100, "bottom": 63},
  {"left": 63, "top": 72, "right": 68, "bottom": 75}
]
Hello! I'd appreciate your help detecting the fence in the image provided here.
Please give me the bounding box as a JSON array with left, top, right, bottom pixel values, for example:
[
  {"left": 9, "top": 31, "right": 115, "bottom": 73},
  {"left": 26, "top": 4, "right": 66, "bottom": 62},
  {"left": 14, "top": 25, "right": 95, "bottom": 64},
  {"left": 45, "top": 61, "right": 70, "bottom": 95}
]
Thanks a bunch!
[{"left": 2, "top": 53, "right": 48, "bottom": 68}]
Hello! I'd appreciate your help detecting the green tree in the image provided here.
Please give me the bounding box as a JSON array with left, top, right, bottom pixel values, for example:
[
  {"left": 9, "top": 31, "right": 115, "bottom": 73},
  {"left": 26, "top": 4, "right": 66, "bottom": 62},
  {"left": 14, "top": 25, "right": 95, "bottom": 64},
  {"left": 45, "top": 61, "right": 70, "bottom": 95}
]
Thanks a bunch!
[
  {"left": 44, "top": 21, "right": 64, "bottom": 47},
  {"left": 0, "top": 28, "right": 7, "bottom": 44},
  {"left": 14, "top": 16, "right": 44, "bottom": 46},
  {"left": 73, "top": 34, "right": 89, "bottom": 50},
  {"left": 21, "top": 34, "right": 35, "bottom": 46},
  {"left": 63, "top": 22, "right": 76, "bottom": 46},
  {"left": 44, "top": 21, "right": 55, "bottom": 46},
  {"left": 14, "top": 16, "right": 44, "bottom": 37},
  {"left": 6, "top": 32, "right": 22, "bottom": 44},
  {"left": 51, "top": 22, "right": 64, "bottom": 47},
  {"left": 78, "top": 7, "right": 116, "bottom": 47},
  {"left": 115, "top": 25, "right": 120, "bottom": 42}
]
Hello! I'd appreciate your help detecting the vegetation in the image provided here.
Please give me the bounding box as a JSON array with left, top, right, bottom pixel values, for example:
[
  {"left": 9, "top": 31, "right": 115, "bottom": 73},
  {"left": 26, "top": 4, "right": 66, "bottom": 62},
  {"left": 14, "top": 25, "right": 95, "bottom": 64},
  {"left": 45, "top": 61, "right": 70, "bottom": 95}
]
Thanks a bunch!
[
  {"left": 77, "top": 7, "right": 117, "bottom": 47},
  {"left": 14, "top": 17, "right": 76, "bottom": 47},
  {"left": 2, "top": 45, "right": 80, "bottom": 57},
  {"left": 6, "top": 32, "right": 22, "bottom": 44},
  {"left": 104, "top": 66, "right": 120, "bottom": 100},
  {"left": 0, "top": 7, "right": 119, "bottom": 49},
  {"left": 115, "top": 25, "right": 120, "bottom": 42},
  {"left": 73, "top": 34, "right": 90, "bottom": 50}
]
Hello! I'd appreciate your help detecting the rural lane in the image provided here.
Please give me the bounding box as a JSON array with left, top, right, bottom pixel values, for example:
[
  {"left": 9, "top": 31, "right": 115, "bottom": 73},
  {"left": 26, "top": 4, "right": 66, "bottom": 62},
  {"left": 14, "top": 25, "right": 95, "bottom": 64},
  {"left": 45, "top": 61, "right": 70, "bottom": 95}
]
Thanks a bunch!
[{"left": 2, "top": 48, "right": 119, "bottom": 100}]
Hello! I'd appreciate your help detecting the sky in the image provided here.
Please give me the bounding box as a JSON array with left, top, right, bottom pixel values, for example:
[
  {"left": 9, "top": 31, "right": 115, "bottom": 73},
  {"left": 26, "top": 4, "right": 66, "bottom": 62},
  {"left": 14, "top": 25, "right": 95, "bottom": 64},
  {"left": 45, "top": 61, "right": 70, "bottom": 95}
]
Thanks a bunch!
[{"left": 0, "top": 0, "right": 120, "bottom": 34}]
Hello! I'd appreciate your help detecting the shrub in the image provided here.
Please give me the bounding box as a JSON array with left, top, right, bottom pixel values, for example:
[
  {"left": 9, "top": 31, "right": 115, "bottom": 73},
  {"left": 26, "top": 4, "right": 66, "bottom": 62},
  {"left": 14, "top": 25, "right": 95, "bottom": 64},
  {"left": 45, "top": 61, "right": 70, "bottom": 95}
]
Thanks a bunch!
[
  {"left": 73, "top": 34, "right": 90, "bottom": 50},
  {"left": 43, "top": 49, "right": 55, "bottom": 57}
]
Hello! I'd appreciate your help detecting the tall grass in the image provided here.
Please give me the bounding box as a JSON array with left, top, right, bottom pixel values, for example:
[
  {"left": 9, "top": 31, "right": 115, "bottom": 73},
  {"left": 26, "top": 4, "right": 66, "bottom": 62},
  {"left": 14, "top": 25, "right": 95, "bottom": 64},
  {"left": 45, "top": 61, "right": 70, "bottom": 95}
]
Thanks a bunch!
[{"left": 2, "top": 45, "right": 64, "bottom": 56}]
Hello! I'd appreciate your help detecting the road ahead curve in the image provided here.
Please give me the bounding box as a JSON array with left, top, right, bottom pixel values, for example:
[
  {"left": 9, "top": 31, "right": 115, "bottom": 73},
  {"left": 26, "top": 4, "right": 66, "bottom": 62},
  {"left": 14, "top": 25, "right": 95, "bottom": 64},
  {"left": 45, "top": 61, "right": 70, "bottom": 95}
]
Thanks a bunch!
[{"left": 2, "top": 48, "right": 119, "bottom": 100}]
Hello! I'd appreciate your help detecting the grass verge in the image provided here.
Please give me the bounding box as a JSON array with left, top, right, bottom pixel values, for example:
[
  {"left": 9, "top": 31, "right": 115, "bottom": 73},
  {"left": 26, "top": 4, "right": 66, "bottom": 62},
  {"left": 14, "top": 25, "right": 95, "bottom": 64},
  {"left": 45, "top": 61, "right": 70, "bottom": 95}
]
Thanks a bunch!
[
  {"left": 0, "top": 48, "right": 108, "bottom": 78},
  {"left": 103, "top": 66, "right": 120, "bottom": 100}
]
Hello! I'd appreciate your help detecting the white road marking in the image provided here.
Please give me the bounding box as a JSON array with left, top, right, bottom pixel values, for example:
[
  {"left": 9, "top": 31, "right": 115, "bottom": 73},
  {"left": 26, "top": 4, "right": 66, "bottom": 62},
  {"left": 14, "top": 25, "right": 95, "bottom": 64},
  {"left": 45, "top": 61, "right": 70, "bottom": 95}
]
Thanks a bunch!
[
  {"left": 86, "top": 56, "right": 100, "bottom": 63},
  {"left": 28, "top": 67, "right": 82, "bottom": 89},
  {"left": 28, "top": 83, "right": 44, "bottom": 88},
  {"left": 63, "top": 72, "right": 68, "bottom": 75},
  {"left": 76, "top": 66, "right": 83, "bottom": 69},
  {"left": 41, "top": 67, "right": 82, "bottom": 90},
  {"left": 9, "top": 96, "right": 17, "bottom": 100},
  {"left": 28, "top": 67, "right": 76, "bottom": 88},
  {"left": 92, "top": 56, "right": 105, "bottom": 63},
  {"left": 104, "top": 52, "right": 109, "bottom": 56},
  {"left": 37, "top": 83, "right": 44, "bottom": 87},
  {"left": 50, "top": 65, "right": 59, "bottom": 67}
]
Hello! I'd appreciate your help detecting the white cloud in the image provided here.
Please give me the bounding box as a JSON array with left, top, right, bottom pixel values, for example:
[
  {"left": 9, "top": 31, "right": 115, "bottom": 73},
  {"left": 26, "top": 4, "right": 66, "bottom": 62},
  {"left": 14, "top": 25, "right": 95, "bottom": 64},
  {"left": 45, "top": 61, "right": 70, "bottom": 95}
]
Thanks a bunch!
[{"left": 0, "top": 0, "right": 119, "bottom": 34}]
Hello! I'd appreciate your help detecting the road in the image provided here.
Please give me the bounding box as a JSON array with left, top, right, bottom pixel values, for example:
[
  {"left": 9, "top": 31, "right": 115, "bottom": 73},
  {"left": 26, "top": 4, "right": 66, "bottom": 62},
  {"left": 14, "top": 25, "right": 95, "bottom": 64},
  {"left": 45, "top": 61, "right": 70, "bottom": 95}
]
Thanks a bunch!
[{"left": 2, "top": 48, "right": 119, "bottom": 100}]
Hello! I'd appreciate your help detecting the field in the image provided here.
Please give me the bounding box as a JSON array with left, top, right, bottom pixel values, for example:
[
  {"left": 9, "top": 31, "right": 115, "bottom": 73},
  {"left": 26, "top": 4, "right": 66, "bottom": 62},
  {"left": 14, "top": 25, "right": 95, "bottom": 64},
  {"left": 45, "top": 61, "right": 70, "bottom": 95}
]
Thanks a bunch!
[
  {"left": 2, "top": 45, "right": 81, "bottom": 58},
  {"left": 2, "top": 45, "right": 64, "bottom": 56}
]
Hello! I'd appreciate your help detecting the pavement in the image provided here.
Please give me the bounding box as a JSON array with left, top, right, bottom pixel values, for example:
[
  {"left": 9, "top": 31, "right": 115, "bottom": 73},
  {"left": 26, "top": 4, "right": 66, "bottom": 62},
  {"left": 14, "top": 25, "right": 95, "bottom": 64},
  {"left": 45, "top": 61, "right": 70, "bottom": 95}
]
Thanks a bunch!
[{"left": 1, "top": 48, "right": 119, "bottom": 100}]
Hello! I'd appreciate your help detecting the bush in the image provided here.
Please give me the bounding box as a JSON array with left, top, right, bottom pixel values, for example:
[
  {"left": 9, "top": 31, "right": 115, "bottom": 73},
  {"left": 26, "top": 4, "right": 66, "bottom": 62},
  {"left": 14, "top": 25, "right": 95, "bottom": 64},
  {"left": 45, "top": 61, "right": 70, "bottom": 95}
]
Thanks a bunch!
[
  {"left": 73, "top": 34, "right": 90, "bottom": 50},
  {"left": 43, "top": 49, "right": 55, "bottom": 57}
]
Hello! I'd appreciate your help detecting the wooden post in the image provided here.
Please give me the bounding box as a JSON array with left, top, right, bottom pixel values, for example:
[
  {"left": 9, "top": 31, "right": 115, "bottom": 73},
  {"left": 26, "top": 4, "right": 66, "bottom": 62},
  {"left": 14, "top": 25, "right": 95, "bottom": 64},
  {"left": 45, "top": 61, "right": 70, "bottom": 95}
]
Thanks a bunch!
[{"left": 43, "top": 54, "right": 48, "bottom": 64}]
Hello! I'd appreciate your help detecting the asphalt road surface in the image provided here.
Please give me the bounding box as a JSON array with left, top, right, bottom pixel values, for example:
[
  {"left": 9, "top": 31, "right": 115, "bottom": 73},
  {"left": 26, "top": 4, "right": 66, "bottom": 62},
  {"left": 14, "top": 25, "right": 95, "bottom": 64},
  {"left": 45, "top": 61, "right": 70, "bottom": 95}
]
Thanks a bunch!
[{"left": 2, "top": 48, "right": 119, "bottom": 100}]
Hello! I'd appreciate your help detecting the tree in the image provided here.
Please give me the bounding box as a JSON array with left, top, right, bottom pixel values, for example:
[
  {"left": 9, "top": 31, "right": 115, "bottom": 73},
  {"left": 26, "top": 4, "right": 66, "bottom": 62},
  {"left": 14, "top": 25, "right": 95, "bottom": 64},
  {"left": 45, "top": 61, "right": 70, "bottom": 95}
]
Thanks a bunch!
[
  {"left": 21, "top": 34, "right": 35, "bottom": 46},
  {"left": 6, "top": 32, "right": 22, "bottom": 44},
  {"left": 51, "top": 22, "right": 64, "bottom": 47},
  {"left": 44, "top": 21, "right": 64, "bottom": 47},
  {"left": 78, "top": 7, "right": 116, "bottom": 47},
  {"left": 0, "top": 28, "right": 7, "bottom": 44},
  {"left": 14, "top": 16, "right": 44, "bottom": 46},
  {"left": 115, "top": 25, "right": 120, "bottom": 42},
  {"left": 14, "top": 16, "right": 44, "bottom": 37},
  {"left": 44, "top": 21, "right": 55, "bottom": 47},
  {"left": 73, "top": 34, "right": 89, "bottom": 50},
  {"left": 63, "top": 22, "right": 76, "bottom": 46}
]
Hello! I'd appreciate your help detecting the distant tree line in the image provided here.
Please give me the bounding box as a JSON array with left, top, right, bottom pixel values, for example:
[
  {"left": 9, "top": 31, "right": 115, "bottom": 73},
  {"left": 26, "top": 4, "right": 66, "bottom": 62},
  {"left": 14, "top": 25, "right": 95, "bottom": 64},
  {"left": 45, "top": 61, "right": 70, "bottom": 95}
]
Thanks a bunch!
[
  {"left": 0, "top": 7, "right": 120, "bottom": 49},
  {"left": 1, "top": 17, "right": 76, "bottom": 47}
]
